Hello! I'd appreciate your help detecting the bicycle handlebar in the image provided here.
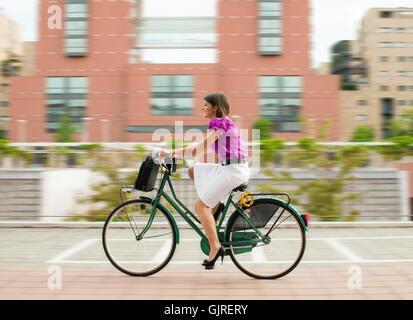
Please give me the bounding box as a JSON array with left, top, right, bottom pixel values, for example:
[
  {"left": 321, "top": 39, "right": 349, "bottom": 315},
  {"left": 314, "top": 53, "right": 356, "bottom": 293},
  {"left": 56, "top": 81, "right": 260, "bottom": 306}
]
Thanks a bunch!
[{"left": 153, "top": 152, "right": 176, "bottom": 174}]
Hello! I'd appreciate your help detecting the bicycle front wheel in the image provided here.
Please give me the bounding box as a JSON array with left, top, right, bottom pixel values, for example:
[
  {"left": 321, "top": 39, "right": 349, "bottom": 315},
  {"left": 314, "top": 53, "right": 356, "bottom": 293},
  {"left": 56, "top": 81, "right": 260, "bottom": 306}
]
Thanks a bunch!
[
  {"left": 102, "top": 199, "right": 177, "bottom": 276},
  {"left": 226, "top": 198, "right": 306, "bottom": 279}
]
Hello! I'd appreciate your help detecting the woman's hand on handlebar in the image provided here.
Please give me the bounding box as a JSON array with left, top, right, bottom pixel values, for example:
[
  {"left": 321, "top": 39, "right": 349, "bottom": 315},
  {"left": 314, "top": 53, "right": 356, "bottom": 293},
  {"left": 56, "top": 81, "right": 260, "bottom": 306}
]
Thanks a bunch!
[{"left": 159, "top": 149, "right": 176, "bottom": 159}]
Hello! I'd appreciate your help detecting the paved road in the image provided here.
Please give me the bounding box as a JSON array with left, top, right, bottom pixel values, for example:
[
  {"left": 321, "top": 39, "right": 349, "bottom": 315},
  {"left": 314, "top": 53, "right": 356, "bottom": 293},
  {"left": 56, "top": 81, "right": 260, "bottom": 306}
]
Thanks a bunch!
[{"left": 0, "top": 226, "right": 412, "bottom": 300}]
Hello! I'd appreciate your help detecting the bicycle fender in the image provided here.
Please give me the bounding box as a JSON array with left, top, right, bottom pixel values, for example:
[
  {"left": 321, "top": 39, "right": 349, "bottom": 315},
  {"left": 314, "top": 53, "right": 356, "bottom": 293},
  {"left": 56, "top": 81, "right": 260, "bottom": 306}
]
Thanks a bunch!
[
  {"left": 138, "top": 196, "right": 180, "bottom": 244},
  {"left": 274, "top": 198, "right": 308, "bottom": 232},
  {"left": 250, "top": 197, "right": 308, "bottom": 232}
]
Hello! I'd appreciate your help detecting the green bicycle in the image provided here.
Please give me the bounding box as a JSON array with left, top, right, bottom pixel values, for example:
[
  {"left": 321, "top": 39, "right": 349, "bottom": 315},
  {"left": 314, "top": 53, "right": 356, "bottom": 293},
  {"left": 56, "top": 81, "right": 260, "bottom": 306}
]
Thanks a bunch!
[{"left": 102, "top": 154, "right": 308, "bottom": 279}]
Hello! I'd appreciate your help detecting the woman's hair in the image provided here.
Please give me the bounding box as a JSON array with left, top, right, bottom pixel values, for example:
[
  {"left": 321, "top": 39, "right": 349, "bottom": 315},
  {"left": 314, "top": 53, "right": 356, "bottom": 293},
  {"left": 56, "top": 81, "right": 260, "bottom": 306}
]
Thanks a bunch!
[{"left": 204, "top": 92, "right": 230, "bottom": 118}]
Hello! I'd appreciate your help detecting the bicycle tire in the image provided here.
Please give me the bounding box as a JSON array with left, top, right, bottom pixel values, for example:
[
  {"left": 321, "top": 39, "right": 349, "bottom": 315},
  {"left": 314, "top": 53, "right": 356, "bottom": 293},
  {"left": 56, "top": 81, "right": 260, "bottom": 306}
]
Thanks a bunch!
[
  {"left": 225, "top": 198, "right": 306, "bottom": 279},
  {"left": 102, "top": 198, "right": 177, "bottom": 277}
]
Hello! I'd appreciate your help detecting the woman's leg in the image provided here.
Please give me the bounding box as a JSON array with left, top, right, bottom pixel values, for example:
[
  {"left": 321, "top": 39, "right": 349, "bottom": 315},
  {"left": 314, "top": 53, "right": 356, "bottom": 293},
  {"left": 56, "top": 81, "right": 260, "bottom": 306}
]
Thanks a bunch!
[
  {"left": 211, "top": 202, "right": 221, "bottom": 217},
  {"left": 195, "top": 198, "right": 221, "bottom": 261}
]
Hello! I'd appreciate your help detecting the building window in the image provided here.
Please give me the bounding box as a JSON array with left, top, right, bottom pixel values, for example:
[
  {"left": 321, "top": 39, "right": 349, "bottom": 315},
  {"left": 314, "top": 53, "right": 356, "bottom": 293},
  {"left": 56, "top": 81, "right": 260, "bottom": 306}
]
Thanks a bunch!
[
  {"left": 127, "top": 125, "right": 208, "bottom": 133},
  {"left": 259, "top": 76, "right": 301, "bottom": 132},
  {"left": 380, "top": 85, "right": 389, "bottom": 91},
  {"left": 381, "top": 98, "right": 393, "bottom": 139},
  {"left": 358, "top": 100, "right": 367, "bottom": 106},
  {"left": 151, "top": 75, "right": 193, "bottom": 115},
  {"left": 258, "top": 0, "right": 282, "bottom": 55},
  {"left": 380, "top": 56, "right": 389, "bottom": 62},
  {"left": 379, "top": 27, "right": 392, "bottom": 33},
  {"left": 398, "top": 100, "right": 406, "bottom": 106},
  {"left": 356, "top": 115, "right": 367, "bottom": 121},
  {"left": 0, "top": 101, "right": 8, "bottom": 107},
  {"left": 380, "top": 11, "right": 393, "bottom": 18},
  {"left": 379, "top": 42, "right": 392, "bottom": 48},
  {"left": 398, "top": 86, "right": 406, "bottom": 91},
  {"left": 46, "top": 77, "right": 88, "bottom": 133},
  {"left": 64, "top": 0, "right": 88, "bottom": 56}
]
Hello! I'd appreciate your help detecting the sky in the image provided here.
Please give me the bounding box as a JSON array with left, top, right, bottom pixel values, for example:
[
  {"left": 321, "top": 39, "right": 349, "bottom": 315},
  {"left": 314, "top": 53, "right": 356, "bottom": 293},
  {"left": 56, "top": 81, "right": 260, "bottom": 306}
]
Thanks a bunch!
[{"left": 0, "top": 0, "right": 412, "bottom": 68}]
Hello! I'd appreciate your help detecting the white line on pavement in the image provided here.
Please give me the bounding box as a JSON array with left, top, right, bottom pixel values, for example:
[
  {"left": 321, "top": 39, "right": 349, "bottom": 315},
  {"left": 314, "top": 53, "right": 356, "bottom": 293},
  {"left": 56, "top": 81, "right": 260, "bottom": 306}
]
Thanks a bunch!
[
  {"left": 46, "top": 236, "right": 413, "bottom": 265},
  {"left": 251, "top": 246, "right": 267, "bottom": 263},
  {"left": 325, "top": 238, "right": 363, "bottom": 262},
  {"left": 47, "top": 238, "right": 98, "bottom": 264},
  {"left": 52, "top": 259, "right": 413, "bottom": 265},
  {"left": 151, "top": 239, "right": 172, "bottom": 263}
]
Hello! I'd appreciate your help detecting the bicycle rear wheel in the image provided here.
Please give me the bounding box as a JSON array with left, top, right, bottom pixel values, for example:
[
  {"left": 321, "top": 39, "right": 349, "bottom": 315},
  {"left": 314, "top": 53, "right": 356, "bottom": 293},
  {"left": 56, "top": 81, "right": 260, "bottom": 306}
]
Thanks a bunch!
[
  {"left": 226, "top": 198, "right": 306, "bottom": 279},
  {"left": 102, "top": 199, "right": 177, "bottom": 276}
]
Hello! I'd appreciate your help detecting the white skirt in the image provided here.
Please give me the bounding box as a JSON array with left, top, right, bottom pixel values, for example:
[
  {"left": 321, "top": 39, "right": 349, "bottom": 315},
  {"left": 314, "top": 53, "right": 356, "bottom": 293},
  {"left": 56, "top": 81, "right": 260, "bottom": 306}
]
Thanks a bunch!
[{"left": 194, "top": 162, "right": 250, "bottom": 208}]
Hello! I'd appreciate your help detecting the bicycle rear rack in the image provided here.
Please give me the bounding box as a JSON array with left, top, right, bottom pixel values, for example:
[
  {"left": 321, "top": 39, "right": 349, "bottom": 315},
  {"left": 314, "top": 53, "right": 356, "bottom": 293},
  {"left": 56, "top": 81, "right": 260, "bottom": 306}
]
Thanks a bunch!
[{"left": 248, "top": 192, "right": 291, "bottom": 206}]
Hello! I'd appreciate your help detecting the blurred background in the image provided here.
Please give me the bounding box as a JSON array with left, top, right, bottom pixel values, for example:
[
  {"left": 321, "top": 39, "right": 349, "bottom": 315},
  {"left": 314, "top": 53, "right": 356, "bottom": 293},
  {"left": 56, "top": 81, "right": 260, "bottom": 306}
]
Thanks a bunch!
[{"left": 1, "top": 0, "right": 413, "bottom": 222}]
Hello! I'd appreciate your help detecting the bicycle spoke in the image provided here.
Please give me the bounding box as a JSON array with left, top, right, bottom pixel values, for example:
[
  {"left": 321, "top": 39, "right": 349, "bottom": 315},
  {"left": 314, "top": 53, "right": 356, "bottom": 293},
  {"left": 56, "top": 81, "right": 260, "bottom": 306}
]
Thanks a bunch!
[{"left": 266, "top": 215, "right": 291, "bottom": 236}]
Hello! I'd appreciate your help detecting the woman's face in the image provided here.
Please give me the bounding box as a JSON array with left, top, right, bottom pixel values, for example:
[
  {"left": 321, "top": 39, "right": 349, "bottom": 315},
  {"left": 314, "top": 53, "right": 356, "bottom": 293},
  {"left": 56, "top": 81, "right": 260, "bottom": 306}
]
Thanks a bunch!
[{"left": 202, "top": 100, "right": 217, "bottom": 119}]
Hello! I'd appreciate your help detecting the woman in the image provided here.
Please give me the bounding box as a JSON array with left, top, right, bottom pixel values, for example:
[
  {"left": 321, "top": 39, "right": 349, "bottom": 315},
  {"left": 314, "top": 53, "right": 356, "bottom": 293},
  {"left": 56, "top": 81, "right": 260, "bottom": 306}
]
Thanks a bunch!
[{"left": 160, "top": 92, "right": 249, "bottom": 269}]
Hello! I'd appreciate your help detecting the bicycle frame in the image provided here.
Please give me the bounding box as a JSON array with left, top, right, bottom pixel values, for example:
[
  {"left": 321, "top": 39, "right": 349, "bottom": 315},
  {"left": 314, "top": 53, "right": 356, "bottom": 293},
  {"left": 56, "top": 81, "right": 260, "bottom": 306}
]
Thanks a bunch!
[{"left": 130, "top": 167, "right": 267, "bottom": 248}]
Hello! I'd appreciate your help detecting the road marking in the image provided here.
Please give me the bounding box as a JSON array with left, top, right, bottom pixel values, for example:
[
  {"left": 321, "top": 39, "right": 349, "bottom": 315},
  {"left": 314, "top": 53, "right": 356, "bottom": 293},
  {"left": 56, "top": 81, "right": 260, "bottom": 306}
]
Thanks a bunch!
[
  {"left": 46, "top": 236, "right": 413, "bottom": 265},
  {"left": 251, "top": 246, "right": 267, "bottom": 263},
  {"left": 311, "top": 236, "right": 413, "bottom": 240},
  {"left": 151, "top": 239, "right": 172, "bottom": 263},
  {"left": 50, "top": 259, "right": 413, "bottom": 265},
  {"left": 325, "top": 238, "right": 362, "bottom": 262},
  {"left": 47, "top": 238, "right": 98, "bottom": 264}
]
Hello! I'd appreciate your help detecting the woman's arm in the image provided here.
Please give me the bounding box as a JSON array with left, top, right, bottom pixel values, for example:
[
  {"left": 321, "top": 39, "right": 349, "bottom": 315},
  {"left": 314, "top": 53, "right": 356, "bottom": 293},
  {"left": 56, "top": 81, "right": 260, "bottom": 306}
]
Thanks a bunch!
[{"left": 161, "top": 130, "right": 219, "bottom": 159}]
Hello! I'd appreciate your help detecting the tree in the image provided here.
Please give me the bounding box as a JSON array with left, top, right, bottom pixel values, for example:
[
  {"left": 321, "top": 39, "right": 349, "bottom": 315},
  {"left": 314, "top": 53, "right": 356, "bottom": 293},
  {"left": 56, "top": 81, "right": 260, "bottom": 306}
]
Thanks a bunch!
[
  {"left": 350, "top": 125, "right": 375, "bottom": 142},
  {"left": 73, "top": 156, "right": 137, "bottom": 221},
  {"left": 388, "top": 109, "right": 413, "bottom": 138},
  {"left": 253, "top": 117, "right": 272, "bottom": 141},
  {"left": 72, "top": 145, "right": 148, "bottom": 221},
  {"left": 52, "top": 114, "right": 78, "bottom": 166},
  {"left": 259, "top": 118, "right": 369, "bottom": 221},
  {"left": 376, "top": 136, "right": 413, "bottom": 161},
  {"left": 55, "top": 113, "right": 77, "bottom": 143},
  {"left": 0, "top": 139, "right": 32, "bottom": 165}
]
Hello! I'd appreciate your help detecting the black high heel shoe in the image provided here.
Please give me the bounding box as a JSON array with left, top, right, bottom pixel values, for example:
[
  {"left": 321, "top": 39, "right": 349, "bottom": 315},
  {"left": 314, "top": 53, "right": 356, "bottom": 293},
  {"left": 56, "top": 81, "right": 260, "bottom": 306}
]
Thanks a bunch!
[{"left": 204, "top": 246, "right": 225, "bottom": 270}]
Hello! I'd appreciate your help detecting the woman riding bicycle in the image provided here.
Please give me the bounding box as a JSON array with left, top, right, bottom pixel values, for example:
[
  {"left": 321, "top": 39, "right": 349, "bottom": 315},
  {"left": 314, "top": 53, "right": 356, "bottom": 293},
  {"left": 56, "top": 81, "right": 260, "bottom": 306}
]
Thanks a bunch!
[{"left": 160, "top": 92, "right": 249, "bottom": 269}]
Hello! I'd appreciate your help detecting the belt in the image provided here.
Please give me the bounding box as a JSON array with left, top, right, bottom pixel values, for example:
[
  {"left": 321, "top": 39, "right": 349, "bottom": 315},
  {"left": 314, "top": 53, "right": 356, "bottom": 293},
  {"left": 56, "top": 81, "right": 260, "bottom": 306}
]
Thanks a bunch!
[{"left": 220, "top": 158, "right": 248, "bottom": 166}]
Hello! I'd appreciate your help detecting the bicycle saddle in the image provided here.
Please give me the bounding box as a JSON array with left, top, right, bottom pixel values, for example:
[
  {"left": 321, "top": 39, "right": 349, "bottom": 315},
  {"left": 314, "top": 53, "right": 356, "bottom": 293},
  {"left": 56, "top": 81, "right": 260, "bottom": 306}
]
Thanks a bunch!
[{"left": 232, "top": 183, "right": 248, "bottom": 192}]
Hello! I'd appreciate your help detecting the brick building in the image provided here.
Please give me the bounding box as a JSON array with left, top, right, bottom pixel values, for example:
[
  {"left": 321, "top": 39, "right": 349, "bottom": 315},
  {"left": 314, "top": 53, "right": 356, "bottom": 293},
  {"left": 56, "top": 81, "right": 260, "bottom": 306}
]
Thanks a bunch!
[
  {"left": 8, "top": 0, "right": 339, "bottom": 143},
  {"left": 332, "top": 8, "right": 413, "bottom": 141},
  {"left": 0, "top": 11, "right": 23, "bottom": 138}
]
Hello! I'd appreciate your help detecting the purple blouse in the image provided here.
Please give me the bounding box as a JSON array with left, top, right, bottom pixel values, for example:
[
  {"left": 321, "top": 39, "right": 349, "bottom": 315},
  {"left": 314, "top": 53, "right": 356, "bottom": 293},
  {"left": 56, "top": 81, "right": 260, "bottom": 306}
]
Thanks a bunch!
[{"left": 208, "top": 116, "right": 248, "bottom": 162}]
